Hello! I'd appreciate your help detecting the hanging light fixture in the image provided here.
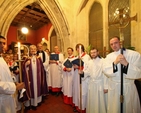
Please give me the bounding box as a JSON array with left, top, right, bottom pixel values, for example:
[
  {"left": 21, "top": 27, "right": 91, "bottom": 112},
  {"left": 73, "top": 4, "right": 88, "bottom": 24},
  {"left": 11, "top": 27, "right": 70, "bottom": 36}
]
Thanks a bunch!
[
  {"left": 21, "top": 27, "right": 28, "bottom": 34},
  {"left": 21, "top": 16, "right": 29, "bottom": 34}
]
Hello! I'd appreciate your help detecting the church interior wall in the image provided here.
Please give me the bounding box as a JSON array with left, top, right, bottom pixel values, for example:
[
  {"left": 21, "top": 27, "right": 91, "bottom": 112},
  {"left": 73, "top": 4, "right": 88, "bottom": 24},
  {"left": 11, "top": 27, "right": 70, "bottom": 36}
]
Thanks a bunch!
[
  {"left": 6, "top": 23, "right": 52, "bottom": 47},
  {"left": 131, "top": 0, "right": 141, "bottom": 52},
  {"left": 0, "top": 0, "right": 141, "bottom": 56}
]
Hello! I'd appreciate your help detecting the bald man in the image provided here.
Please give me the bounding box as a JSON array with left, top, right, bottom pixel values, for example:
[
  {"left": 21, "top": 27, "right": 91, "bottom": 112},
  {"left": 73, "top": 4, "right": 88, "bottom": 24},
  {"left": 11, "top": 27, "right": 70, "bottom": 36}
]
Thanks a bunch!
[{"left": 49, "top": 46, "right": 64, "bottom": 96}]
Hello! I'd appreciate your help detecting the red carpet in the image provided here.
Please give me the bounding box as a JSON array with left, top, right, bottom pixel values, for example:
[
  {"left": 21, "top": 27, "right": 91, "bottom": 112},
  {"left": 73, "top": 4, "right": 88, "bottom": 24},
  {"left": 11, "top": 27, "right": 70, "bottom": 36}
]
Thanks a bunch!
[{"left": 20, "top": 93, "right": 75, "bottom": 113}]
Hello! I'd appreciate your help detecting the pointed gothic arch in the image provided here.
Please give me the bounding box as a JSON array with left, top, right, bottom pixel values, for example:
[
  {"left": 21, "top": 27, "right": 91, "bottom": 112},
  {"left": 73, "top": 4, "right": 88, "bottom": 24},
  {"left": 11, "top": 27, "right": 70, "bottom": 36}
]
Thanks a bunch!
[{"left": 0, "top": 0, "right": 70, "bottom": 52}]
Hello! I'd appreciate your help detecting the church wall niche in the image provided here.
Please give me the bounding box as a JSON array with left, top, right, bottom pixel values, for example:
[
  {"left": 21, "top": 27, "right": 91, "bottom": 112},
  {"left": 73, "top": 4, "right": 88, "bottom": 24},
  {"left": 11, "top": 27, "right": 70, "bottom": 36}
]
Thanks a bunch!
[{"left": 89, "top": 2, "right": 103, "bottom": 56}]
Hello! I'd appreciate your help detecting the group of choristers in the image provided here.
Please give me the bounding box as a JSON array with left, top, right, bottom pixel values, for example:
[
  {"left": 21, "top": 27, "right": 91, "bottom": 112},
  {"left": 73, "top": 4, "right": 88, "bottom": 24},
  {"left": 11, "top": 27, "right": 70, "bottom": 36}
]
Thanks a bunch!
[
  {"left": 61, "top": 44, "right": 107, "bottom": 113},
  {"left": 1, "top": 34, "right": 141, "bottom": 113},
  {"left": 20, "top": 41, "right": 141, "bottom": 113}
]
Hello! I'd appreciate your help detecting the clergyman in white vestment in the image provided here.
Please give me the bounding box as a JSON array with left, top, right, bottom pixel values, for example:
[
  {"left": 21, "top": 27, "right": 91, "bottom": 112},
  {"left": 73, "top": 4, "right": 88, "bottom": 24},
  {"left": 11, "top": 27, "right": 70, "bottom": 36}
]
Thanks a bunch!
[
  {"left": 81, "top": 48, "right": 108, "bottom": 113},
  {"left": 103, "top": 36, "right": 141, "bottom": 113}
]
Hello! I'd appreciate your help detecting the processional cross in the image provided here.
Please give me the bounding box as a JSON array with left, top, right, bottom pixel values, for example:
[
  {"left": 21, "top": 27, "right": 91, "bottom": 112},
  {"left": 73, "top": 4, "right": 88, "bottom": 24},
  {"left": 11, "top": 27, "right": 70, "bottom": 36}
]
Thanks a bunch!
[
  {"left": 109, "top": 7, "right": 137, "bottom": 113},
  {"left": 109, "top": 7, "right": 137, "bottom": 46}
]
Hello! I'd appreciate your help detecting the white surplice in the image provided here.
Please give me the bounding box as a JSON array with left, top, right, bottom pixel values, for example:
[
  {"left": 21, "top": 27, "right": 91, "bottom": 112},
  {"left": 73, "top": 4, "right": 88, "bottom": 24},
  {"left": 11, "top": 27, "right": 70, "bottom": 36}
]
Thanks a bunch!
[
  {"left": 38, "top": 51, "right": 50, "bottom": 87},
  {"left": 103, "top": 49, "right": 141, "bottom": 113},
  {"left": 49, "top": 53, "right": 64, "bottom": 91},
  {"left": 84, "top": 57, "right": 107, "bottom": 113},
  {"left": 62, "top": 56, "right": 75, "bottom": 104},
  {"left": 0, "top": 57, "right": 16, "bottom": 113}
]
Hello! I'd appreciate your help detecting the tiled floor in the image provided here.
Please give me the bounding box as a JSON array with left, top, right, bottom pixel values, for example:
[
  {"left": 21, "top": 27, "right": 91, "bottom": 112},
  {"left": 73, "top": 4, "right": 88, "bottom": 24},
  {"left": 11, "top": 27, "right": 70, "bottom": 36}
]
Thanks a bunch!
[{"left": 19, "top": 93, "right": 75, "bottom": 113}]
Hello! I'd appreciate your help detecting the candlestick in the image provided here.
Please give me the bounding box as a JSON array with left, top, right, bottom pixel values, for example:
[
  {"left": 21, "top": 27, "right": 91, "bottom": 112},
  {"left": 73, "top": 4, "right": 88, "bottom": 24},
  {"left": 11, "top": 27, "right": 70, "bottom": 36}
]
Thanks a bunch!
[
  {"left": 18, "top": 42, "right": 21, "bottom": 60},
  {"left": 79, "top": 45, "right": 81, "bottom": 57},
  {"left": 79, "top": 44, "right": 82, "bottom": 113}
]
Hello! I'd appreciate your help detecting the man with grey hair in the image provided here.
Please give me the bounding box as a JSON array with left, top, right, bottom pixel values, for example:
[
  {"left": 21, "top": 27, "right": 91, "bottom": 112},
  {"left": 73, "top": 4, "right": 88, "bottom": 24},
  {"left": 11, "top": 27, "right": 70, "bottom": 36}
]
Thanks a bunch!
[{"left": 22, "top": 45, "right": 48, "bottom": 110}]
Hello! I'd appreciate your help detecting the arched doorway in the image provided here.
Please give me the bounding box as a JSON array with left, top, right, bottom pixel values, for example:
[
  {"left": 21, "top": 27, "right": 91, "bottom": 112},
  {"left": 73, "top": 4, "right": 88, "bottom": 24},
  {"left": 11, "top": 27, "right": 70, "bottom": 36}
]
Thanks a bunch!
[{"left": 0, "top": 0, "right": 69, "bottom": 52}]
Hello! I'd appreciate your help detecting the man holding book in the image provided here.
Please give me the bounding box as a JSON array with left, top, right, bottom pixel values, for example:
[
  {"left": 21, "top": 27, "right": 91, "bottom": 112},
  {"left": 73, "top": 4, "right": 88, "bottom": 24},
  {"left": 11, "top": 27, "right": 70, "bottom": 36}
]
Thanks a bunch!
[
  {"left": 62, "top": 47, "right": 75, "bottom": 105},
  {"left": 49, "top": 46, "right": 64, "bottom": 96}
]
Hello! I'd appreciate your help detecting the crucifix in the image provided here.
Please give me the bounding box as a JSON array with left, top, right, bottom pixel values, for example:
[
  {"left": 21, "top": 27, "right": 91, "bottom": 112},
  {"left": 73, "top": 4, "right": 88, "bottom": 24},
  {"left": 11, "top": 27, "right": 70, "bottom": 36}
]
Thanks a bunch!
[
  {"left": 109, "top": 7, "right": 137, "bottom": 113},
  {"left": 32, "top": 57, "right": 36, "bottom": 64}
]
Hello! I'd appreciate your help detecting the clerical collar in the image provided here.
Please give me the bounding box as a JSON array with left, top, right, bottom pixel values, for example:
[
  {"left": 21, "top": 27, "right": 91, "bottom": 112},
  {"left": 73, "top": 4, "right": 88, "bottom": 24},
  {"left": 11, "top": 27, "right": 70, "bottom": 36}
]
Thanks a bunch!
[
  {"left": 121, "top": 48, "right": 126, "bottom": 51},
  {"left": 119, "top": 48, "right": 126, "bottom": 52},
  {"left": 38, "top": 51, "right": 43, "bottom": 53}
]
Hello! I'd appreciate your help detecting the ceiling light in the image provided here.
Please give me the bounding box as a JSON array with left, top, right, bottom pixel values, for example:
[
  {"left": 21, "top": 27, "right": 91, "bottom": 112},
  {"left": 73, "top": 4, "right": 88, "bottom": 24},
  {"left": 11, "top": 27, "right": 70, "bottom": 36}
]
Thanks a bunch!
[{"left": 21, "top": 27, "right": 28, "bottom": 34}]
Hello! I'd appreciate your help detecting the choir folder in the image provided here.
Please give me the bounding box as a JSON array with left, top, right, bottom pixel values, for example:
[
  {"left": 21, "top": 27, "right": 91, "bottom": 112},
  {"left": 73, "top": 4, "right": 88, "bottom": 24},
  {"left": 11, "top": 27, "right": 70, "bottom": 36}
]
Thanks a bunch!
[
  {"left": 50, "top": 54, "right": 59, "bottom": 60},
  {"left": 71, "top": 58, "right": 84, "bottom": 66},
  {"left": 63, "top": 59, "right": 72, "bottom": 68}
]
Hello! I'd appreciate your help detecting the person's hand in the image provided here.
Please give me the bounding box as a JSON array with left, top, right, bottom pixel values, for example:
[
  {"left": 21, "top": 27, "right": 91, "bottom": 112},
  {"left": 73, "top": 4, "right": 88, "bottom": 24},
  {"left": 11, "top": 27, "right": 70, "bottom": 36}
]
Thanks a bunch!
[
  {"left": 114, "top": 54, "right": 128, "bottom": 66},
  {"left": 66, "top": 68, "right": 72, "bottom": 72},
  {"left": 14, "top": 69, "right": 19, "bottom": 74},
  {"left": 59, "top": 61, "right": 62, "bottom": 63},
  {"left": 25, "top": 60, "right": 30, "bottom": 66},
  {"left": 49, "top": 60, "right": 56, "bottom": 63},
  {"left": 104, "top": 89, "right": 108, "bottom": 93},
  {"left": 114, "top": 54, "right": 121, "bottom": 65},
  {"left": 16, "top": 82, "right": 25, "bottom": 90},
  {"left": 119, "top": 55, "right": 128, "bottom": 66},
  {"left": 73, "top": 64, "right": 79, "bottom": 69},
  {"left": 78, "top": 70, "right": 83, "bottom": 74}
]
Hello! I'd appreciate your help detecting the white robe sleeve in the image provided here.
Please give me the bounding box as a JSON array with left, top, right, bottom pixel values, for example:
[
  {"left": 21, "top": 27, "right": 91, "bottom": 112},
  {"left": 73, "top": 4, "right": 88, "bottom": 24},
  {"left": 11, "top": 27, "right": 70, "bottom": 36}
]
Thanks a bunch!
[
  {"left": 103, "top": 50, "right": 141, "bottom": 80},
  {"left": 43, "top": 52, "right": 49, "bottom": 72},
  {"left": 58, "top": 53, "right": 64, "bottom": 64},
  {"left": 103, "top": 55, "right": 117, "bottom": 77},
  {"left": 0, "top": 81, "right": 16, "bottom": 94},
  {"left": 124, "top": 52, "right": 141, "bottom": 79},
  {"left": 83, "top": 61, "right": 91, "bottom": 78},
  {"left": 0, "top": 58, "right": 16, "bottom": 95}
]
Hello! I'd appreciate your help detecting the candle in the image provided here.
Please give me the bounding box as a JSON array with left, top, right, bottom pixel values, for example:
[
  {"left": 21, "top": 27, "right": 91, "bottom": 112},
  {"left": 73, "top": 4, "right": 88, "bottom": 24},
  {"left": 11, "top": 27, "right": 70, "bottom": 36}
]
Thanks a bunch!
[
  {"left": 79, "top": 45, "right": 81, "bottom": 58},
  {"left": 18, "top": 42, "right": 21, "bottom": 60}
]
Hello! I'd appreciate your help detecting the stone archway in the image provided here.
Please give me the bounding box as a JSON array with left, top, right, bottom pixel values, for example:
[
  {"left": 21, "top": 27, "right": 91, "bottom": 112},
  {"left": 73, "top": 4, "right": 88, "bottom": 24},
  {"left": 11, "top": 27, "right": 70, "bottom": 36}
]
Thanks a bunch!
[{"left": 0, "top": 0, "right": 70, "bottom": 52}]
